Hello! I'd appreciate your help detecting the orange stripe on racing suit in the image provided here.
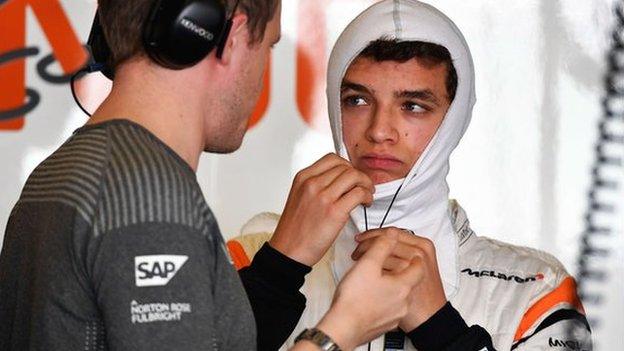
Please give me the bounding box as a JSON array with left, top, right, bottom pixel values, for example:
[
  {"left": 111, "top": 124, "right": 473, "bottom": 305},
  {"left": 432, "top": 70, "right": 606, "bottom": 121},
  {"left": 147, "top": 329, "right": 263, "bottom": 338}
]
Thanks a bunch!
[
  {"left": 514, "top": 276, "right": 585, "bottom": 341},
  {"left": 227, "top": 240, "right": 251, "bottom": 270}
]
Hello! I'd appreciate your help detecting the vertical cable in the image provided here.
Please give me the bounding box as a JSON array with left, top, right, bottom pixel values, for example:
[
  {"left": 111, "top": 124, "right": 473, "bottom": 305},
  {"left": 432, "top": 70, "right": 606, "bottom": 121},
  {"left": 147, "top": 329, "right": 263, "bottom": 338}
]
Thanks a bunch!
[
  {"left": 379, "top": 184, "right": 403, "bottom": 229},
  {"left": 363, "top": 183, "right": 405, "bottom": 350},
  {"left": 572, "top": 0, "right": 624, "bottom": 341}
]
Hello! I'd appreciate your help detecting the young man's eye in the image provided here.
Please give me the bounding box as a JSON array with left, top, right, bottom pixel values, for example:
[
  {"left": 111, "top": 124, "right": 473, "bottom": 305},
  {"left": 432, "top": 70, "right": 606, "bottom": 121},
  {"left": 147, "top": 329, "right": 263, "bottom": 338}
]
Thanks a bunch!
[
  {"left": 402, "top": 101, "right": 427, "bottom": 113},
  {"left": 342, "top": 96, "right": 368, "bottom": 107}
]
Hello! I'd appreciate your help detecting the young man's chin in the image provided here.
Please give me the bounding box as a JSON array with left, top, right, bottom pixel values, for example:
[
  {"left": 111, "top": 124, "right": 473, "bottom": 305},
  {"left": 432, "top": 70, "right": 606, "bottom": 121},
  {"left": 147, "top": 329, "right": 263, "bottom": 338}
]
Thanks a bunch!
[
  {"left": 366, "top": 170, "right": 404, "bottom": 185},
  {"left": 352, "top": 161, "right": 405, "bottom": 185}
]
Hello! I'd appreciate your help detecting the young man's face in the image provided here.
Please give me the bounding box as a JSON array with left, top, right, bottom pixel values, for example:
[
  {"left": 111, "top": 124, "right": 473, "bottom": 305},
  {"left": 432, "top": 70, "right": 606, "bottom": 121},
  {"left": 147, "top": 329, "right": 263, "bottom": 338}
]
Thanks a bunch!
[{"left": 341, "top": 57, "right": 452, "bottom": 184}]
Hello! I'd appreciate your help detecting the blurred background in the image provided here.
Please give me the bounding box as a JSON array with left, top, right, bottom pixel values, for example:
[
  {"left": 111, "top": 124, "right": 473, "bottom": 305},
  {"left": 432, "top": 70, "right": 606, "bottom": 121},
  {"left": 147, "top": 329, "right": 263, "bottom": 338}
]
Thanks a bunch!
[{"left": 0, "top": 0, "right": 622, "bottom": 348}]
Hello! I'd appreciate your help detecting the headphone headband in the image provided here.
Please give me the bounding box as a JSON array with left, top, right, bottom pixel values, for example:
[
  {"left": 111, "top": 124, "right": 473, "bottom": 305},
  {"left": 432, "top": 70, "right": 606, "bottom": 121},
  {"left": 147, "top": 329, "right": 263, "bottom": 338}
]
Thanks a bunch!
[{"left": 87, "top": 0, "right": 240, "bottom": 79}]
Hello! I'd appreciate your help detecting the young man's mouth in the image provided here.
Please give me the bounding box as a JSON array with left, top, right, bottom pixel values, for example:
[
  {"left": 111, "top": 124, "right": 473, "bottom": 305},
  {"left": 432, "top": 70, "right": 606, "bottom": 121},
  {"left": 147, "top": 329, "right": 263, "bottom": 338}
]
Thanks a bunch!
[{"left": 360, "top": 153, "right": 404, "bottom": 170}]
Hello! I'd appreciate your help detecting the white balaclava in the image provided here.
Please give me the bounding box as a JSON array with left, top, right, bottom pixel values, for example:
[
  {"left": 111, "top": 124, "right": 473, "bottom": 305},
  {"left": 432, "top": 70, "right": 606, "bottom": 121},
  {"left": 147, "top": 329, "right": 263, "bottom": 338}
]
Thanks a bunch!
[{"left": 328, "top": 0, "right": 476, "bottom": 300}]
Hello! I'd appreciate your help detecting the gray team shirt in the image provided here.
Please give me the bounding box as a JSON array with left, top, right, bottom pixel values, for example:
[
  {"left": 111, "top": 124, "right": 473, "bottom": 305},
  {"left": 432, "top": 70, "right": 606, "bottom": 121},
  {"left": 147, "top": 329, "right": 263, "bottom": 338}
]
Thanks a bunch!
[{"left": 0, "top": 119, "right": 255, "bottom": 350}]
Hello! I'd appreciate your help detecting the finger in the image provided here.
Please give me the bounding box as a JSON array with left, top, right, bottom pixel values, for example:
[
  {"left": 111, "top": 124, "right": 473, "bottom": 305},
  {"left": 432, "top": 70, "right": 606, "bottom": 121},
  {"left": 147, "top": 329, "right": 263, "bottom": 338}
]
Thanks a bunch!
[
  {"left": 298, "top": 153, "right": 350, "bottom": 181},
  {"left": 390, "top": 242, "right": 423, "bottom": 261},
  {"left": 360, "top": 228, "right": 432, "bottom": 250},
  {"left": 403, "top": 235, "right": 436, "bottom": 256},
  {"left": 396, "top": 230, "right": 436, "bottom": 247},
  {"left": 306, "top": 164, "right": 351, "bottom": 191},
  {"left": 382, "top": 256, "right": 411, "bottom": 272},
  {"left": 354, "top": 240, "right": 421, "bottom": 263},
  {"left": 334, "top": 185, "right": 374, "bottom": 212},
  {"left": 326, "top": 167, "right": 374, "bottom": 197},
  {"left": 393, "top": 257, "right": 425, "bottom": 286},
  {"left": 396, "top": 229, "right": 419, "bottom": 245},
  {"left": 351, "top": 240, "right": 374, "bottom": 261},
  {"left": 355, "top": 227, "right": 398, "bottom": 243},
  {"left": 357, "top": 235, "right": 399, "bottom": 267}
]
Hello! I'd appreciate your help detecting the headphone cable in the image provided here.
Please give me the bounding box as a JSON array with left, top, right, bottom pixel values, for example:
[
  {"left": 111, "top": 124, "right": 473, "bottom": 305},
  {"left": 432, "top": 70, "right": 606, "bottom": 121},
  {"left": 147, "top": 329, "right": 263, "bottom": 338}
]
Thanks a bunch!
[{"left": 70, "top": 68, "right": 92, "bottom": 117}]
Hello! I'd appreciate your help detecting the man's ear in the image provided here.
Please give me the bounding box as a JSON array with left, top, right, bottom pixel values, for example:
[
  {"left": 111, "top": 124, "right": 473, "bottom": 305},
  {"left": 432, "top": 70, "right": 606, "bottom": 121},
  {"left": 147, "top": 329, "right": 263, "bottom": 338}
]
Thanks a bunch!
[{"left": 217, "top": 13, "right": 248, "bottom": 65}]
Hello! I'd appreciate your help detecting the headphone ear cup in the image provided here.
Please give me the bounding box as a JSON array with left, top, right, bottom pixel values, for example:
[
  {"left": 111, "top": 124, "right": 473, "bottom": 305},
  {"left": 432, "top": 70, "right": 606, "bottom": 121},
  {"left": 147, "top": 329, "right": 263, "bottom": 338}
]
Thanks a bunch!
[{"left": 144, "top": 0, "right": 227, "bottom": 69}]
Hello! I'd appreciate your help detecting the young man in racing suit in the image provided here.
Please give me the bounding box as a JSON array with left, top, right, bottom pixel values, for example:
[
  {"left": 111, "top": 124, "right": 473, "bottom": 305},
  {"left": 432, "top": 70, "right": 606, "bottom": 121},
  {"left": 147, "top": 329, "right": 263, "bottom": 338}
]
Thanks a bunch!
[
  {"left": 227, "top": 1, "right": 593, "bottom": 350},
  {"left": 0, "top": 0, "right": 430, "bottom": 350}
]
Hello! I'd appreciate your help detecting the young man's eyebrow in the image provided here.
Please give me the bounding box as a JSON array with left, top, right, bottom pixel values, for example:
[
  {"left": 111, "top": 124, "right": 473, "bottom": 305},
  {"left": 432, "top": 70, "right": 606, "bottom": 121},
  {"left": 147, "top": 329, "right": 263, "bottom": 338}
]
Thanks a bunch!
[
  {"left": 395, "top": 89, "right": 441, "bottom": 106},
  {"left": 341, "top": 81, "right": 372, "bottom": 94}
]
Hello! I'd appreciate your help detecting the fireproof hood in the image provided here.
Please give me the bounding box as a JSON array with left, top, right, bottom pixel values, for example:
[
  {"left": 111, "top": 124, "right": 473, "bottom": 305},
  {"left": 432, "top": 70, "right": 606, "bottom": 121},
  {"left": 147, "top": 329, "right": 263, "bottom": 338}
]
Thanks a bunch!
[{"left": 329, "top": 0, "right": 476, "bottom": 299}]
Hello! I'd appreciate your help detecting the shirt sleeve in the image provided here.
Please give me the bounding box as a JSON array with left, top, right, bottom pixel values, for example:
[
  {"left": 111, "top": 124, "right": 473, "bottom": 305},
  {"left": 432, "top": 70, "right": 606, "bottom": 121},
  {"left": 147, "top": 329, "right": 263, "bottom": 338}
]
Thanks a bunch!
[
  {"left": 511, "top": 311, "right": 592, "bottom": 350},
  {"left": 238, "top": 242, "right": 312, "bottom": 351},
  {"left": 87, "top": 222, "right": 222, "bottom": 350},
  {"left": 406, "top": 302, "right": 496, "bottom": 351},
  {"left": 511, "top": 277, "right": 592, "bottom": 350}
]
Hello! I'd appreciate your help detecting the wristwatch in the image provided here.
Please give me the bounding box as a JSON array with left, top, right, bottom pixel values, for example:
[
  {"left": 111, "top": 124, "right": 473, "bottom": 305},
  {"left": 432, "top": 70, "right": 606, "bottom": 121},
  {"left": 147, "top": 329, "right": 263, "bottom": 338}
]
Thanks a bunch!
[{"left": 295, "top": 328, "right": 342, "bottom": 351}]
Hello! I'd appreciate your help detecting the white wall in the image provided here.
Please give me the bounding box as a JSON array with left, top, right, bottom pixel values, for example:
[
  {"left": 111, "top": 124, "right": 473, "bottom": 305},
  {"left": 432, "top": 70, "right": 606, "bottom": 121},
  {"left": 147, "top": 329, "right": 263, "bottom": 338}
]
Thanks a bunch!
[{"left": 0, "top": 0, "right": 621, "bottom": 348}]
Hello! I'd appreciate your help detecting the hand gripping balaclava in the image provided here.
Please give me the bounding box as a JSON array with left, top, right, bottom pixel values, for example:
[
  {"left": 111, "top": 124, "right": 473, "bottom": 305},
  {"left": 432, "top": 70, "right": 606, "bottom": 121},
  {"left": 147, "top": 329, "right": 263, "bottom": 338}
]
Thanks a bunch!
[{"left": 328, "top": 0, "right": 476, "bottom": 300}]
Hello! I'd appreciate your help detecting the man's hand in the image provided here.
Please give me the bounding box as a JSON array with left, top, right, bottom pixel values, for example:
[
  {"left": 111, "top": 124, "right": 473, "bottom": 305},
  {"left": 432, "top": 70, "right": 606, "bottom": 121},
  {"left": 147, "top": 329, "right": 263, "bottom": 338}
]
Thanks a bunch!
[
  {"left": 269, "top": 153, "right": 374, "bottom": 266},
  {"left": 311, "top": 233, "right": 421, "bottom": 350},
  {"left": 352, "top": 227, "right": 447, "bottom": 332}
]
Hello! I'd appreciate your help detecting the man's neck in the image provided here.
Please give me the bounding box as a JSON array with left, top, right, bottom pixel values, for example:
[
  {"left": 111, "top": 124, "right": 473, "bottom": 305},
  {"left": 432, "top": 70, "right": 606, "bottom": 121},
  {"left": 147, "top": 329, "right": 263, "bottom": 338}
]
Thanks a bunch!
[{"left": 89, "top": 60, "right": 211, "bottom": 171}]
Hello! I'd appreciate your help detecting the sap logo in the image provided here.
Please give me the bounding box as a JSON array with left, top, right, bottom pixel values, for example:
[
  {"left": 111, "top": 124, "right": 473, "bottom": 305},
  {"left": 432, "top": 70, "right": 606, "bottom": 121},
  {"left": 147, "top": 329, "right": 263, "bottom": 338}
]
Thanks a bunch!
[{"left": 135, "top": 255, "right": 188, "bottom": 287}]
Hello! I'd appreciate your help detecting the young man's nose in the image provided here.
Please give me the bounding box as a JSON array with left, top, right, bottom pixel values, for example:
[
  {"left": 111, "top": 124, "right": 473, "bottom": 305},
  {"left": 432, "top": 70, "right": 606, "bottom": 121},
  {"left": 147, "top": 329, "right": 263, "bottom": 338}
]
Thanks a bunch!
[{"left": 366, "top": 104, "right": 399, "bottom": 144}]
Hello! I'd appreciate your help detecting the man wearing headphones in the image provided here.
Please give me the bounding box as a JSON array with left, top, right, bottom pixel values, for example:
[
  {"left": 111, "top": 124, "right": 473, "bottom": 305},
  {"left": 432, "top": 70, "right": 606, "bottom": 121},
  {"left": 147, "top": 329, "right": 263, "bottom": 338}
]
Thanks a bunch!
[{"left": 0, "top": 1, "right": 424, "bottom": 350}]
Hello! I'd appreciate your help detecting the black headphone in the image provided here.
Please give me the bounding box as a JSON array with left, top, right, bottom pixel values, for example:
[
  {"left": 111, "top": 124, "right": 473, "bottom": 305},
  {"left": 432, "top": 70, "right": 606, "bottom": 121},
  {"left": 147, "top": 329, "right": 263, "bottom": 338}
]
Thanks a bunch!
[
  {"left": 87, "top": 0, "right": 240, "bottom": 80},
  {"left": 72, "top": 0, "right": 240, "bottom": 116}
]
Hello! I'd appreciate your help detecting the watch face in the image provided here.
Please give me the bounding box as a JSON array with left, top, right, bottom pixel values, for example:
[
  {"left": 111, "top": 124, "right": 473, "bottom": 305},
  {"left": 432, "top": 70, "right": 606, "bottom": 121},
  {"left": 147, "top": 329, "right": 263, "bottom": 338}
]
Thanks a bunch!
[
  {"left": 296, "top": 328, "right": 341, "bottom": 351},
  {"left": 311, "top": 331, "right": 331, "bottom": 347}
]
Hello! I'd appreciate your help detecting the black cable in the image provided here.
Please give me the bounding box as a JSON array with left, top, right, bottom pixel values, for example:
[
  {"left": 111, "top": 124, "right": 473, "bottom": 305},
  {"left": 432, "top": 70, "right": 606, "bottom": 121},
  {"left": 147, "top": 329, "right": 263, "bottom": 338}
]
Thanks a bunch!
[
  {"left": 363, "top": 183, "right": 403, "bottom": 351},
  {"left": 70, "top": 69, "right": 92, "bottom": 117},
  {"left": 572, "top": 0, "right": 624, "bottom": 339},
  {"left": 70, "top": 62, "right": 108, "bottom": 117},
  {"left": 363, "top": 183, "right": 403, "bottom": 232},
  {"left": 379, "top": 184, "right": 403, "bottom": 229}
]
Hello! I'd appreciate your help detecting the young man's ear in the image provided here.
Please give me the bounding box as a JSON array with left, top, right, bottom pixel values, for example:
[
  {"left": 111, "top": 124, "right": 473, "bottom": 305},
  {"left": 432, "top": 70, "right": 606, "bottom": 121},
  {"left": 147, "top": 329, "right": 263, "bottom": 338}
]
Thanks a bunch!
[{"left": 217, "top": 13, "right": 248, "bottom": 65}]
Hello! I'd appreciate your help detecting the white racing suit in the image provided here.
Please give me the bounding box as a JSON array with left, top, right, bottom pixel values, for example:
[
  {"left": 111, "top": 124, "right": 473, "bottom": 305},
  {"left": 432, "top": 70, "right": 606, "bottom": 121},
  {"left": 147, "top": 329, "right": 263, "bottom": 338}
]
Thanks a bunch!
[
  {"left": 227, "top": 1, "right": 592, "bottom": 349},
  {"left": 227, "top": 201, "right": 592, "bottom": 351}
]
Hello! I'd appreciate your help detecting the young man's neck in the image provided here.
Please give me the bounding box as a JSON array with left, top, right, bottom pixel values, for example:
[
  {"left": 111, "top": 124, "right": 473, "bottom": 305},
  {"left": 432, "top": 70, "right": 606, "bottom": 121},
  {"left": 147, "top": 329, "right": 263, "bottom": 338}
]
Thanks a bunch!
[{"left": 89, "top": 59, "right": 217, "bottom": 172}]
